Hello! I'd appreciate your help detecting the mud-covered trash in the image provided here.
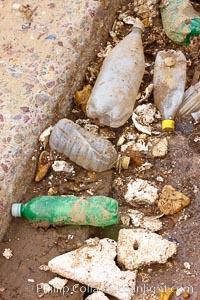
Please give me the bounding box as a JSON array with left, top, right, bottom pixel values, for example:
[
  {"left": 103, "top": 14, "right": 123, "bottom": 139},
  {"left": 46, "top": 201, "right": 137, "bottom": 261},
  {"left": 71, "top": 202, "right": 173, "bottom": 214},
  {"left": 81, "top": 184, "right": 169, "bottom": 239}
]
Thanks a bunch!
[
  {"left": 48, "top": 277, "right": 68, "bottom": 290},
  {"left": 153, "top": 50, "right": 187, "bottom": 131},
  {"left": 133, "top": 0, "right": 160, "bottom": 21},
  {"left": 35, "top": 151, "right": 52, "bottom": 182},
  {"left": 127, "top": 209, "right": 162, "bottom": 231},
  {"left": 137, "top": 83, "right": 154, "bottom": 104},
  {"left": 2, "top": 248, "right": 13, "bottom": 259},
  {"left": 75, "top": 84, "right": 92, "bottom": 113},
  {"left": 85, "top": 291, "right": 110, "bottom": 300},
  {"left": 11, "top": 196, "right": 118, "bottom": 227},
  {"left": 161, "top": 0, "right": 200, "bottom": 45},
  {"left": 152, "top": 137, "right": 168, "bottom": 158},
  {"left": 86, "top": 19, "right": 145, "bottom": 128},
  {"left": 159, "top": 287, "right": 175, "bottom": 300},
  {"left": 117, "top": 229, "right": 177, "bottom": 270},
  {"left": 177, "top": 81, "right": 200, "bottom": 118},
  {"left": 158, "top": 185, "right": 190, "bottom": 215},
  {"left": 52, "top": 160, "right": 74, "bottom": 174},
  {"left": 48, "top": 238, "right": 137, "bottom": 300},
  {"left": 125, "top": 178, "right": 158, "bottom": 206},
  {"left": 49, "top": 119, "right": 117, "bottom": 172},
  {"left": 116, "top": 155, "right": 131, "bottom": 172}
]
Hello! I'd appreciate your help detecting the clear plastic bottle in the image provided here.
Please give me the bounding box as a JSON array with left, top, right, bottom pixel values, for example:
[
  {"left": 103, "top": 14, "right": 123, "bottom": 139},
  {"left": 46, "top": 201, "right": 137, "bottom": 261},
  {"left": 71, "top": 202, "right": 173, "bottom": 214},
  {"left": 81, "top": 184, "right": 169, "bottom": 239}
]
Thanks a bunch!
[
  {"left": 11, "top": 196, "right": 118, "bottom": 226},
  {"left": 49, "top": 119, "right": 117, "bottom": 172},
  {"left": 177, "top": 81, "right": 200, "bottom": 117},
  {"left": 153, "top": 50, "right": 187, "bottom": 131},
  {"left": 161, "top": 0, "right": 200, "bottom": 45},
  {"left": 86, "top": 18, "right": 145, "bottom": 128}
]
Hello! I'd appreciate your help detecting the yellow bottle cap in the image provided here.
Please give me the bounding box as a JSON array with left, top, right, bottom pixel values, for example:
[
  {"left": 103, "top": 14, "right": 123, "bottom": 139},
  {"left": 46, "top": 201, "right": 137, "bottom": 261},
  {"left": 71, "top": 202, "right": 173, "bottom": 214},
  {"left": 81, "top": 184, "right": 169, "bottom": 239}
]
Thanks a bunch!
[{"left": 162, "top": 119, "right": 175, "bottom": 131}]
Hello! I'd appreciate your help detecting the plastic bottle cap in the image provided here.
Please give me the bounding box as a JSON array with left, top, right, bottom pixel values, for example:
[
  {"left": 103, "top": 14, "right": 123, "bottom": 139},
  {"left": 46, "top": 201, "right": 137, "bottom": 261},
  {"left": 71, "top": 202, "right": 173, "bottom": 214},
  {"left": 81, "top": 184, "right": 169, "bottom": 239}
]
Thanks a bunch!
[
  {"left": 162, "top": 119, "right": 175, "bottom": 131},
  {"left": 11, "top": 203, "right": 22, "bottom": 217}
]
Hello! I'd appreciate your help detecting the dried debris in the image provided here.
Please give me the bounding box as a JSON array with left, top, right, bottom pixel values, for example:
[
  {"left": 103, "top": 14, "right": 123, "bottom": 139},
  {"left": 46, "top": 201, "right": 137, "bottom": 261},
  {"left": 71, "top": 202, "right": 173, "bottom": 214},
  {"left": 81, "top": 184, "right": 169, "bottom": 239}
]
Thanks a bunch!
[
  {"left": 85, "top": 291, "right": 110, "bottom": 300},
  {"left": 152, "top": 137, "right": 168, "bottom": 158},
  {"left": 137, "top": 83, "right": 154, "bottom": 103},
  {"left": 35, "top": 151, "right": 52, "bottom": 182},
  {"left": 117, "top": 229, "right": 177, "bottom": 270},
  {"left": 125, "top": 178, "right": 158, "bottom": 206},
  {"left": 75, "top": 85, "right": 92, "bottom": 113},
  {"left": 48, "top": 238, "right": 137, "bottom": 300},
  {"left": 39, "top": 126, "right": 53, "bottom": 149},
  {"left": 158, "top": 185, "right": 190, "bottom": 215},
  {"left": 125, "top": 209, "right": 162, "bottom": 231},
  {"left": 2, "top": 248, "right": 13, "bottom": 260},
  {"left": 52, "top": 161, "right": 74, "bottom": 174}
]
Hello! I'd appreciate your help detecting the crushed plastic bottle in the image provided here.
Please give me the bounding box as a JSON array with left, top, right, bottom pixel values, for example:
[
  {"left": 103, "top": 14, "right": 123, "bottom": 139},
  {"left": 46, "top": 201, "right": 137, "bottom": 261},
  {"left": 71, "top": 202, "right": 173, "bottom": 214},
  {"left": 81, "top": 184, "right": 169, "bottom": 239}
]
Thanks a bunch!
[
  {"left": 161, "top": 0, "right": 200, "bottom": 45},
  {"left": 153, "top": 50, "right": 187, "bottom": 131},
  {"left": 11, "top": 196, "right": 118, "bottom": 226},
  {"left": 177, "top": 81, "right": 200, "bottom": 117},
  {"left": 86, "top": 18, "right": 145, "bottom": 128},
  {"left": 49, "top": 119, "right": 117, "bottom": 172}
]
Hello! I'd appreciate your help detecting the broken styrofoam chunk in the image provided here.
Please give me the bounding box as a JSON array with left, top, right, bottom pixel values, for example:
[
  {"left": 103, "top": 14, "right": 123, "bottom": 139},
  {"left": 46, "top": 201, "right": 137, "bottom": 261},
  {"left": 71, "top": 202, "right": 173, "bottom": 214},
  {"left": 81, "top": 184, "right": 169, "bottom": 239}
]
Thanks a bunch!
[
  {"left": 152, "top": 137, "right": 168, "bottom": 158},
  {"left": 127, "top": 209, "right": 162, "bottom": 232},
  {"left": 2, "top": 248, "right": 13, "bottom": 259},
  {"left": 39, "top": 126, "right": 53, "bottom": 148},
  {"left": 85, "top": 291, "right": 110, "bottom": 300},
  {"left": 132, "top": 113, "right": 152, "bottom": 135},
  {"left": 134, "top": 103, "right": 157, "bottom": 126},
  {"left": 121, "top": 140, "right": 149, "bottom": 153},
  {"left": 137, "top": 84, "right": 154, "bottom": 103},
  {"left": 158, "top": 185, "right": 190, "bottom": 215},
  {"left": 52, "top": 161, "right": 74, "bottom": 173},
  {"left": 48, "top": 238, "right": 137, "bottom": 300},
  {"left": 117, "top": 229, "right": 177, "bottom": 270},
  {"left": 48, "top": 277, "right": 68, "bottom": 290},
  {"left": 125, "top": 179, "right": 158, "bottom": 206}
]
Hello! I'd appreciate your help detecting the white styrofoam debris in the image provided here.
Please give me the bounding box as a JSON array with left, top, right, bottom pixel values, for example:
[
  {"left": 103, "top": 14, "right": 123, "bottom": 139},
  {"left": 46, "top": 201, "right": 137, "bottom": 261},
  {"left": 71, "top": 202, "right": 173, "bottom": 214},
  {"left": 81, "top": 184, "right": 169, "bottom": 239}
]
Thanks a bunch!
[
  {"left": 176, "top": 287, "right": 185, "bottom": 297},
  {"left": 125, "top": 179, "right": 158, "bottom": 206},
  {"left": 85, "top": 291, "right": 110, "bottom": 300},
  {"left": 128, "top": 209, "right": 162, "bottom": 232},
  {"left": 134, "top": 103, "right": 157, "bottom": 125},
  {"left": 39, "top": 126, "right": 53, "bottom": 146},
  {"left": 48, "top": 238, "right": 137, "bottom": 300},
  {"left": 152, "top": 138, "right": 168, "bottom": 158},
  {"left": 132, "top": 113, "right": 152, "bottom": 135},
  {"left": 117, "top": 229, "right": 177, "bottom": 270},
  {"left": 184, "top": 262, "right": 191, "bottom": 270},
  {"left": 52, "top": 161, "right": 74, "bottom": 173},
  {"left": 48, "top": 277, "right": 68, "bottom": 290},
  {"left": 137, "top": 84, "right": 154, "bottom": 103},
  {"left": 137, "top": 162, "right": 153, "bottom": 172},
  {"left": 2, "top": 248, "right": 13, "bottom": 259},
  {"left": 27, "top": 279, "right": 35, "bottom": 283},
  {"left": 121, "top": 140, "right": 149, "bottom": 153},
  {"left": 76, "top": 119, "right": 99, "bottom": 134}
]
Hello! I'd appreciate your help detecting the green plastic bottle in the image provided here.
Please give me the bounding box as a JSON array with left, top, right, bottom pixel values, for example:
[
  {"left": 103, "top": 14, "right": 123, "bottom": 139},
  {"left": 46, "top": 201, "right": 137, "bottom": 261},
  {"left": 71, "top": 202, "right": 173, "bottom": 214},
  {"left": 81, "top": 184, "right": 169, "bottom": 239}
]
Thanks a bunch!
[
  {"left": 11, "top": 196, "right": 118, "bottom": 227},
  {"left": 161, "top": 0, "right": 200, "bottom": 45}
]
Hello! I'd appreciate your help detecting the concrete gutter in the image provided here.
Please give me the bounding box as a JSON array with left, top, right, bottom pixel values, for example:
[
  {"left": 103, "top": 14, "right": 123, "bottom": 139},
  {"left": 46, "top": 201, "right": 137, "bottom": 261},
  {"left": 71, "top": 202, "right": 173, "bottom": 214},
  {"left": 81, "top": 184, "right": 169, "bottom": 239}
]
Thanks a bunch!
[{"left": 0, "top": 0, "right": 127, "bottom": 240}]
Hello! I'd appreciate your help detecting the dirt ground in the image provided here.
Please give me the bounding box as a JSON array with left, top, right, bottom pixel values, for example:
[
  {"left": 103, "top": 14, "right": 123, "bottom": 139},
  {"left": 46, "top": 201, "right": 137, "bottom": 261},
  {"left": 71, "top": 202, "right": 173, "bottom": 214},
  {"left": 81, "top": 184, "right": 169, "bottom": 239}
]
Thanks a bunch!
[{"left": 0, "top": 1, "right": 200, "bottom": 300}]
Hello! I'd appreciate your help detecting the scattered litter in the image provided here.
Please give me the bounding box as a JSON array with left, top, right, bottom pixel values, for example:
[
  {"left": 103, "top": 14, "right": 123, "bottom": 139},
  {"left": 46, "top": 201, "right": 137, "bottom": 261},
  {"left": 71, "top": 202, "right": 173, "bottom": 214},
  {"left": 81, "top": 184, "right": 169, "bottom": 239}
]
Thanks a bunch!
[
  {"left": 75, "top": 85, "right": 92, "bottom": 113},
  {"left": 35, "top": 151, "right": 52, "bottom": 182},
  {"left": 116, "top": 155, "right": 131, "bottom": 172},
  {"left": 152, "top": 137, "right": 168, "bottom": 158},
  {"left": 2, "top": 248, "right": 13, "bottom": 260},
  {"left": 132, "top": 113, "right": 152, "bottom": 135},
  {"left": 158, "top": 185, "right": 190, "bottom": 215},
  {"left": 137, "top": 162, "right": 153, "bottom": 172},
  {"left": 137, "top": 83, "right": 154, "bottom": 103},
  {"left": 125, "top": 178, "right": 158, "bottom": 206},
  {"left": 52, "top": 161, "right": 74, "bottom": 173},
  {"left": 178, "top": 81, "right": 200, "bottom": 118},
  {"left": 75, "top": 118, "right": 99, "bottom": 135},
  {"left": 39, "top": 265, "right": 49, "bottom": 272},
  {"left": 127, "top": 209, "right": 162, "bottom": 232},
  {"left": 117, "top": 229, "right": 177, "bottom": 270},
  {"left": 159, "top": 287, "right": 175, "bottom": 300},
  {"left": 48, "top": 187, "right": 58, "bottom": 196},
  {"left": 120, "top": 215, "right": 131, "bottom": 226},
  {"left": 97, "top": 42, "right": 113, "bottom": 58},
  {"left": 48, "top": 238, "right": 137, "bottom": 300},
  {"left": 118, "top": 12, "right": 135, "bottom": 25},
  {"left": 134, "top": 103, "right": 158, "bottom": 126},
  {"left": 156, "top": 176, "right": 164, "bottom": 182},
  {"left": 176, "top": 287, "right": 185, "bottom": 297},
  {"left": 48, "top": 277, "right": 68, "bottom": 290},
  {"left": 85, "top": 291, "right": 110, "bottom": 300},
  {"left": 184, "top": 262, "right": 191, "bottom": 270},
  {"left": 39, "top": 126, "right": 53, "bottom": 148}
]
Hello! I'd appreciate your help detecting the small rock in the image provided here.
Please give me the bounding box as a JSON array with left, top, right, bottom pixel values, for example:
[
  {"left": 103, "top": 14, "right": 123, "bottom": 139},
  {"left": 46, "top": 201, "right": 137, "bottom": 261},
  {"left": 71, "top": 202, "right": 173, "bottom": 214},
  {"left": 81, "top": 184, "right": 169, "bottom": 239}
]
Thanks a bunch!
[
  {"left": 52, "top": 160, "right": 74, "bottom": 173},
  {"left": 48, "top": 277, "right": 68, "bottom": 290},
  {"left": 152, "top": 138, "right": 168, "bottom": 158},
  {"left": 0, "top": 287, "right": 5, "bottom": 292},
  {"left": 48, "top": 187, "right": 58, "bottom": 196},
  {"left": 184, "top": 262, "right": 191, "bottom": 270},
  {"left": 27, "top": 279, "right": 35, "bottom": 283},
  {"left": 85, "top": 291, "right": 110, "bottom": 300},
  {"left": 2, "top": 248, "right": 13, "bottom": 259},
  {"left": 183, "top": 293, "right": 190, "bottom": 299},
  {"left": 48, "top": 238, "right": 137, "bottom": 300},
  {"left": 158, "top": 185, "right": 190, "bottom": 215},
  {"left": 75, "top": 85, "right": 92, "bottom": 113},
  {"left": 39, "top": 264, "right": 49, "bottom": 271},
  {"left": 35, "top": 151, "right": 52, "bottom": 182},
  {"left": 125, "top": 178, "right": 158, "bottom": 206},
  {"left": 12, "top": 3, "right": 21, "bottom": 10},
  {"left": 117, "top": 229, "right": 177, "bottom": 270}
]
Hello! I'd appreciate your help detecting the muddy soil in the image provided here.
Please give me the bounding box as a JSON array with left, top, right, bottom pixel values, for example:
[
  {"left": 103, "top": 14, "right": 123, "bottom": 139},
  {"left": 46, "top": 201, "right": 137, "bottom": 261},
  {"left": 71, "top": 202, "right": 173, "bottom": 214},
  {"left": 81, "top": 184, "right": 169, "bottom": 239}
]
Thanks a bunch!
[{"left": 0, "top": 1, "right": 200, "bottom": 300}]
